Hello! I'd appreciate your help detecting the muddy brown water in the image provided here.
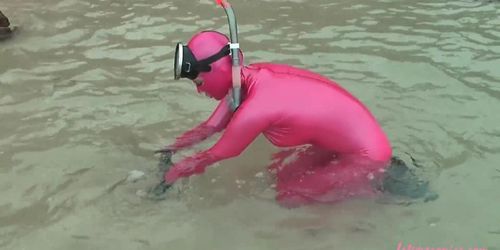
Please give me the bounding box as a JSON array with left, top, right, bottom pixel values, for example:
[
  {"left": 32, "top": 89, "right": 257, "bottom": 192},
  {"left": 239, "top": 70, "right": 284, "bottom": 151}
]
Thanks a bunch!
[{"left": 1, "top": 0, "right": 499, "bottom": 249}]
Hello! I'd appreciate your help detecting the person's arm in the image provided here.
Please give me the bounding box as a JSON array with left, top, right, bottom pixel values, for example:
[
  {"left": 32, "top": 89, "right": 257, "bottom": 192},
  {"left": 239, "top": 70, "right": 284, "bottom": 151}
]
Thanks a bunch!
[
  {"left": 164, "top": 103, "right": 270, "bottom": 184},
  {"left": 157, "top": 98, "right": 233, "bottom": 153}
]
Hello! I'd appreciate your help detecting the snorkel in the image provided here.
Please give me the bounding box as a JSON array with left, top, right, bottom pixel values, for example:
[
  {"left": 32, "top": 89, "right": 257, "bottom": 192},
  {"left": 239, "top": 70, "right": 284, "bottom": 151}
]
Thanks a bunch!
[{"left": 215, "top": 0, "right": 242, "bottom": 111}]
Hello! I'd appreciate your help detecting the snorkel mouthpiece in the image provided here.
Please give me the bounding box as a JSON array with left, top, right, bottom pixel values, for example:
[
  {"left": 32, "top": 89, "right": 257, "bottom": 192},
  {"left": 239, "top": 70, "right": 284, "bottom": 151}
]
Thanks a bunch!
[{"left": 214, "top": 0, "right": 241, "bottom": 111}]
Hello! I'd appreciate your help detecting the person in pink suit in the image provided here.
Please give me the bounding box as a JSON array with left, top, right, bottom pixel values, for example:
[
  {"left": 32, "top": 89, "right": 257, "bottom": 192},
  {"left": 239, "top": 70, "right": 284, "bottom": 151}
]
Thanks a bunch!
[{"left": 155, "top": 30, "right": 393, "bottom": 207}]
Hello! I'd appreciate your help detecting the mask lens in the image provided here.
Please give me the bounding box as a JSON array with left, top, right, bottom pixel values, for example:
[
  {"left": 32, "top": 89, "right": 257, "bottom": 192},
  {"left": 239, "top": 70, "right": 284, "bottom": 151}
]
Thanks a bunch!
[
  {"left": 174, "top": 43, "right": 183, "bottom": 80},
  {"left": 173, "top": 42, "right": 229, "bottom": 80}
]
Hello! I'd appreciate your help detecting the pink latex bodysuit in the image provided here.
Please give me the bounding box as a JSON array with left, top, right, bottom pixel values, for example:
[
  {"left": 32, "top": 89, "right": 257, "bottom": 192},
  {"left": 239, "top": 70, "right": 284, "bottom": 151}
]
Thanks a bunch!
[{"left": 162, "top": 31, "right": 392, "bottom": 207}]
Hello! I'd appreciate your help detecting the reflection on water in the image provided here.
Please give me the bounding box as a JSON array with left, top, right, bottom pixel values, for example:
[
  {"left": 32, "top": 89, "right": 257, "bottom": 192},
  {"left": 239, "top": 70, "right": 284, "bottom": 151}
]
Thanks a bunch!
[{"left": 1, "top": 0, "right": 499, "bottom": 249}]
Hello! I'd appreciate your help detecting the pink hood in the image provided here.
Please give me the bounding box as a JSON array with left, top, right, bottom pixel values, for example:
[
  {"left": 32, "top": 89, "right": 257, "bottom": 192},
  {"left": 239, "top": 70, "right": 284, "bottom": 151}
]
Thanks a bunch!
[{"left": 187, "top": 31, "right": 243, "bottom": 100}]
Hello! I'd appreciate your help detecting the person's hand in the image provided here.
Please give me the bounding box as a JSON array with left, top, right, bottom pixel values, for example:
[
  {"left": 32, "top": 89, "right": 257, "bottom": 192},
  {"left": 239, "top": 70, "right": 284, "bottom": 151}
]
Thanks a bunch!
[
  {"left": 148, "top": 146, "right": 176, "bottom": 200},
  {"left": 147, "top": 180, "right": 172, "bottom": 200},
  {"left": 164, "top": 158, "right": 206, "bottom": 183},
  {"left": 154, "top": 147, "right": 175, "bottom": 172},
  {"left": 154, "top": 147, "right": 175, "bottom": 156}
]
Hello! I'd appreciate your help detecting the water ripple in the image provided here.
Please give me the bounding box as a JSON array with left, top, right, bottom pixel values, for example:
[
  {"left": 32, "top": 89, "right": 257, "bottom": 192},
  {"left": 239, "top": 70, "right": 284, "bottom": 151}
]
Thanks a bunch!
[{"left": 1, "top": 0, "right": 500, "bottom": 248}]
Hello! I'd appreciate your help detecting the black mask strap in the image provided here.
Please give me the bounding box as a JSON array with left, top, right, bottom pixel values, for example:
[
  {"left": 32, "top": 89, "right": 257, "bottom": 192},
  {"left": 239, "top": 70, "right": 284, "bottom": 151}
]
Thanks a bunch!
[
  {"left": 195, "top": 44, "right": 231, "bottom": 72},
  {"left": 181, "top": 46, "right": 199, "bottom": 80}
]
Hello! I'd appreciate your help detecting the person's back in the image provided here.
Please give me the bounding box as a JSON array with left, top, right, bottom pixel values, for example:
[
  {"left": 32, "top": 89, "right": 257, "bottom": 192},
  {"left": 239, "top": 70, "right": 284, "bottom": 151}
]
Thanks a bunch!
[{"left": 242, "top": 63, "right": 392, "bottom": 162}]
